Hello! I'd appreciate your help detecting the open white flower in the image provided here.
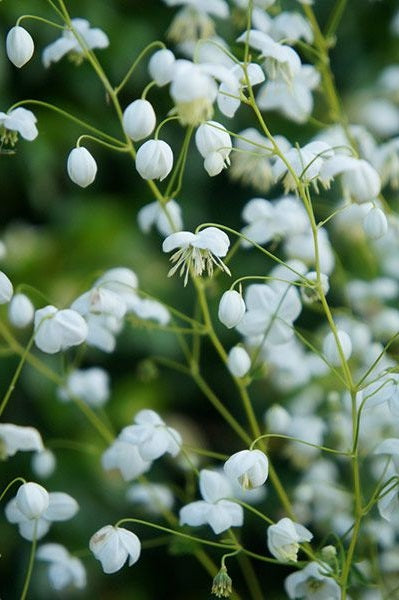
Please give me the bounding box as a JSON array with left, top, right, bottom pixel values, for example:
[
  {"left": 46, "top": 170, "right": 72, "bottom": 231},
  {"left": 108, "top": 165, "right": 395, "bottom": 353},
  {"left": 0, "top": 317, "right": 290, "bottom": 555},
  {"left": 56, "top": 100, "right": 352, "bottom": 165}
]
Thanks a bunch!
[
  {"left": 0, "top": 423, "right": 43, "bottom": 459},
  {"left": 285, "top": 561, "right": 340, "bottom": 599},
  {"left": 0, "top": 108, "right": 38, "bottom": 143},
  {"left": 217, "top": 62, "right": 265, "bottom": 118},
  {"left": 58, "top": 367, "right": 110, "bottom": 407},
  {"left": 163, "top": 226, "right": 230, "bottom": 285},
  {"left": 120, "top": 409, "right": 182, "bottom": 461},
  {"left": 237, "top": 30, "right": 301, "bottom": 81},
  {"left": 179, "top": 469, "right": 243, "bottom": 534},
  {"left": 37, "top": 544, "right": 86, "bottom": 590},
  {"left": 34, "top": 306, "right": 88, "bottom": 354},
  {"left": 6, "top": 26, "right": 34, "bottom": 68},
  {"left": 42, "top": 18, "right": 109, "bottom": 67},
  {"left": 102, "top": 439, "right": 152, "bottom": 481},
  {"left": 267, "top": 517, "right": 313, "bottom": 562},
  {"left": 320, "top": 155, "right": 381, "bottom": 203},
  {"left": 6, "top": 486, "right": 79, "bottom": 541},
  {"left": 138, "top": 200, "right": 183, "bottom": 237},
  {"left": 90, "top": 525, "right": 141, "bottom": 574},
  {"left": 224, "top": 449, "right": 268, "bottom": 489}
]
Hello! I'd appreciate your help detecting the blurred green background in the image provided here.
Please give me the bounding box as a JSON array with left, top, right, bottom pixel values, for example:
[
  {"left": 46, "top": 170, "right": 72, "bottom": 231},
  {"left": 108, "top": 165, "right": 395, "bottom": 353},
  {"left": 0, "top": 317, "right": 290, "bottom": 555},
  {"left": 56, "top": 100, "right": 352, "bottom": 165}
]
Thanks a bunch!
[{"left": 0, "top": 1, "right": 398, "bottom": 598}]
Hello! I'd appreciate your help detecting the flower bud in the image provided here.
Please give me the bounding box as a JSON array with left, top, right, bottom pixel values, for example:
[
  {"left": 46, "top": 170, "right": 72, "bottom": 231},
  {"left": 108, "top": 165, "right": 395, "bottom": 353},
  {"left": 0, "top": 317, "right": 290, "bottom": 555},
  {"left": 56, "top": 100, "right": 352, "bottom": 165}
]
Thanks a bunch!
[
  {"left": 122, "top": 99, "right": 156, "bottom": 142},
  {"left": 224, "top": 449, "right": 269, "bottom": 489},
  {"left": 148, "top": 49, "right": 175, "bottom": 86},
  {"left": 0, "top": 271, "right": 13, "bottom": 304},
  {"left": 195, "top": 121, "right": 232, "bottom": 160},
  {"left": 211, "top": 566, "right": 232, "bottom": 598},
  {"left": 67, "top": 147, "right": 97, "bottom": 188},
  {"left": 90, "top": 525, "right": 141, "bottom": 573},
  {"left": 16, "top": 482, "right": 49, "bottom": 519},
  {"left": 218, "top": 290, "right": 245, "bottom": 329},
  {"left": 135, "top": 139, "right": 173, "bottom": 181},
  {"left": 32, "top": 449, "right": 56, "bottom": 479},
  {"left": 264, "top": 404, "right": 291, "bottom": 433},
  {"left": 8, "top": 293, "right": 34, "bottom": 328},
  {"left": 6, "top": 26, "right": 34, "bottom": 68},
  {"left": 363, "top": 207, "right": 388, "bottom": 240},
  {"left": 322, "top": 330, "right": 352, "bottom": 366},
  {"left": 227, "top": 346, "right": 251, "bottom": 378}
]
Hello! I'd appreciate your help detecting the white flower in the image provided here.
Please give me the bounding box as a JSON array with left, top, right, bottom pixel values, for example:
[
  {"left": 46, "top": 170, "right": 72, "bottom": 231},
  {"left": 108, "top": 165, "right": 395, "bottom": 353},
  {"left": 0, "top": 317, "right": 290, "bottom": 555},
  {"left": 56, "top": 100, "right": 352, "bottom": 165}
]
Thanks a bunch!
[
  {"left": 218, "top": 290, "right": 246, "bottom": 328},
  {"left": 257, "top": 64, "right": 320, "bottom": 123},
  {"left": 32, "top": 449, "right": 56, "bottom": 479},
  {"left": 301, "top": 271, "right": 330, "bottom": 304},
  {"left": 6, "top": 26, "right": 34, "bottom": 68},
  {"left": 137, "top": 199, "right": 183, "bottom": 237},
  {"left": 0, "top": 423, "right": 43, "bottom": 459},
  {"left": 195, "top": 121, "right": 232, "bottom": 176},
  {"left": 363, "top": 207, "right": 388, "bottom": 240},
  {"left": 122, "top": 100, "right": 156, "bottom": 142},
  {"left": 8, "top": 293, "right": 34, "bottom": 327},
  {"left": 0, "top": 271, "right": 13, "bottom": 303},
  {"left": 67, "top": 147, "right": 97, "bottom": 188},
  {"left": 135, "top": 139, "right": 173, "bottom": 181},
  {"left": 322, "top": 330, "right": 352, "bottom": 367},
  {"left": 6, "top": 487, "right": 79, "bottom": 541},
  {"left": 224, "top": 449, "right": 268, "bottom": 489},
  {"left": 273, "top": 141, "right": 334, "bottom": 191},
  {"left": 102, "top": 440, "right": 152, "bottom": 481},
  {"left": 94, "top": 267, "right": 138, "bottom": 311},
  {"left": 0, "top": 107, "right": 38, "bottom": 144},
  {"left": 162, "top": 226, "right": 230, "bottom": 285},
  {"left": 237, "top": 30, "right": 301, "bottom": 81},
  {"left": 227, "top": 346, "right": 251, "bottom": 378},
  {"left": 89, "top": 525, "right": 141, "bottom": 574},
  {"left": 267, "top": 517, "right": 313, "bottom": 562},
  {"left": 126, "top": 483, "right": 174, "bottom": 514},
  {"left": 269, "top": 12, "right": 313, "bottom": 44},
  {"left": 120, "top": 409, "right": 182, "bottom": 461},
  {"left": 37, "top": 544, "right": 86, "bottom": 590},
  {"left": 166, "top": 1, "right": 228, "bottom": 44},
  {"left": 42, "top": 18, "right": 109, "bottom": 68},
  {"left": 264, "top": 404, "right": 291, "bottom": 433},
  {"left": 217, "top": 62, "right": 265, "bottom": 118},
  {"left": 285, "top": 561, "right": 340, "bottom": 599},
  {"left": 149, "top": 48, "right": 176, "bottom": 86},
  {"left": 34, "top": 306, "right": 88, "bottom": 354},
  {"left": 320, "top": 156, "right": 381, "bottom": 203},
  {"left": 16, "top": 482, "right": 49, "bottom": 519},
  {"left": 58, "top": 367, "right": 110, "bottom": 408},
  {"left": 179, "top": 469, "right": 243, "bottom": 534}
]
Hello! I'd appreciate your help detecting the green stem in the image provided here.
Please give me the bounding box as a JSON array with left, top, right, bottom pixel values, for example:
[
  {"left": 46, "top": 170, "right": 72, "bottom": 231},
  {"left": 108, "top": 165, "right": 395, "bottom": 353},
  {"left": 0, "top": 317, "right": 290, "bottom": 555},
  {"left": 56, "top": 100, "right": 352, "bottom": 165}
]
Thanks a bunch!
[
  {"left": 0, "top": 477, "right": 26, "bottom": 502},
  {"left": 115, "top": 41, "right": 165, "bottom": 95},
  {"left": 20, "top": 520, "right": 38, "bottom": 600},
  {"left": 0, "top": 334, "right": 35, "bottom": 418},
  {"left": 17, "top": 15, "right": 64, "bottom": 29},
  {"left": 76, "top": 134, "right": 129, "bottom": 153},
  {"left": 325, "top": 0, "right": 349, "bottom": 39}
]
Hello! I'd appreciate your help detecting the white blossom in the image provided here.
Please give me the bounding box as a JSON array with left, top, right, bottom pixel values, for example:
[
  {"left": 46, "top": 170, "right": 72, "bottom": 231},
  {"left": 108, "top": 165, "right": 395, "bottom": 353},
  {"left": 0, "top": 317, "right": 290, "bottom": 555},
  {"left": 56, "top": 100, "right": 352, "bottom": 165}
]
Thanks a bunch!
[
  {"left": 363, "top": 207, "right": 388, "bottom": 240},
  {"left": 122, "top": 99, "right": 156, "bottom": 142},
  {"left": 102, "top": 440, "right": 152, "bottom": 481},
  {"left": 16, "top": 482, "right": 50, "bottom": 520},
  {"left": 322, "top": 330, "right": 352, "bottom": 367},
  {"left": 43, "top": 18, "right": 109, "bottom": 68},
  {"left": 37, "top": 544, "right": 86, "bottom": 590},
  {"left": 120, "top": 409, "right": 182, "bottom": 461},
  {"left": 67, "top": 147, "right": 97, "bottom": 188},
  {"left": 224, "top": 449, "right": 268, "bottom": 489},
  {"left": 267, "top": 517, "right": 313, "bottom": 562},
  {"left": 285, "top": 561, "right": 340, "bottom": 599},
  {"left": 135, "top": 139, "right": 173, "bottom": 181},
  {"left": 0, "top": 423, "right": 43, "bottom": 459},
  {"left": 58, "top": 367, "right": 110, "bottom": 407},
  {"left": 320, "top": 155, "right": 381, "bottom": 203},
  {"left": 0, "top": 108, "right": 38, "bottom": 142},
  {"left": 90, "top": 525, "right": 141, "bottom": 574},
  {"left": 149, "top": 48, "right": 176, "bottom": 86},
  {"left": 195, "top": 121, "right": 232, "bottom": 175},
  {"left": 8, "top": 293, "right": 34, "bottom": 327},
  {"left": 162, "top": 226, "right": 230, "bottom": 285},
  {"left": 237, "top": 30, "right": 301, "bottom": 81},
  {"left": 179, "top": 469, "right": 243, "bottom": 534},
  {"left": 6, "top": 26, "right": 34, "bottom": 68},
  {"left": 34, "top": 305, "right": 88, "bottom": 354},
  {"left": 32, "top": 449, "right": 56, "bottom": 479},
  {"left": 126, "top": 483, "right": 174, "bottom": 514},
  {"left": 137, "top": 199, "right": 183, "bottom": 237}
]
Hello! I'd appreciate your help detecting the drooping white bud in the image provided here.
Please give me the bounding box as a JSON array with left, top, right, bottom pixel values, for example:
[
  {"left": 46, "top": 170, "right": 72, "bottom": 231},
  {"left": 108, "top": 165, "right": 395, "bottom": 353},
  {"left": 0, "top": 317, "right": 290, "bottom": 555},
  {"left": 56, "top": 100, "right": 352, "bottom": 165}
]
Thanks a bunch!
[
  {"left": 0, "top": 271, "right": 13, "bottom": 304},
  {"left": 122, "top": 99, "right": 156, "bottom": 142},
  {"left": 218, "top": 290, "right": 246, "bottom": 329},
  {"left": 16, "top": 482, "right": 49, "bottom": 519},
  {"left": 90, "top": 525, "right": 141, "bottom": 573},
  {"left": 6, "top": 26, "right": 34, "bottom": 68},
  {"left": 363, "top": 207, "right": 388, "bottom": 240},
  {"left": 67, "top": 147, "right": 97, "bottom": 188},
  {"left": 323, "top": 330, "right": 352, "bottom": 366},
  {"left": 195, "top": 121, "right": 232, "bottom": 160},
  {"left": 264, "top": 404, "right": 291, "bottom": 433},
  {"left": 148, "top": 49, "right": 175, "bottom": 86},
  {"left": 135, "top": 139, "right": 173, "bottom": 181},
  {"left": 32, "top": 449, "right": 56, "bottom": 479},
  {"left": 8, "top": 293, "right": 34, "bottom": 328},
  {"left": 224, "top": 449, "right": 269, "bottom": 489},
  {"left": 227, "top": 346, "right": 251, "bottom": 378}
]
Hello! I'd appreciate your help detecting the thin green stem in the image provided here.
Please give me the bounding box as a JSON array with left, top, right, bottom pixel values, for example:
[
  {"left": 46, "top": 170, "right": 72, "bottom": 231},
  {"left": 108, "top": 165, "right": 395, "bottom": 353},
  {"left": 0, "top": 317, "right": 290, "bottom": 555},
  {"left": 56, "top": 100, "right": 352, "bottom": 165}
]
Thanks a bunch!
[
  {"left": 20, "top": 520, "right": 38, "bottom": 600},
  {"left": 17, "top": 15, "right": 64, "bottom": 29},
  {"left": 0, "top": 477, "right": 26, "bottom": 502},
  {"left": 115, "top": 41, "right": 165, "bottom": 95},
  {"left": 0, "top": 334, "right": 35, "bottom": 418},
  {"left": 76, "top": 134, "right": 129, "bottom": 153}
]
